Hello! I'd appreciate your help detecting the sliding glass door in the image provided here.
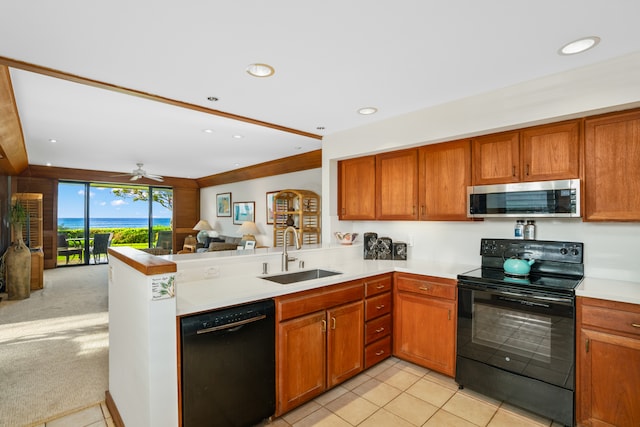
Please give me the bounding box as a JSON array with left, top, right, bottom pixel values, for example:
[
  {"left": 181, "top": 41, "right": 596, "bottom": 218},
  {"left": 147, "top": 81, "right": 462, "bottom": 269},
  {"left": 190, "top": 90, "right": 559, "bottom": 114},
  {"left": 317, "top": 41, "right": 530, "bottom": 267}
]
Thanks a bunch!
[{"left": 57, "top": 181, "right": 173, "bottom": 266}]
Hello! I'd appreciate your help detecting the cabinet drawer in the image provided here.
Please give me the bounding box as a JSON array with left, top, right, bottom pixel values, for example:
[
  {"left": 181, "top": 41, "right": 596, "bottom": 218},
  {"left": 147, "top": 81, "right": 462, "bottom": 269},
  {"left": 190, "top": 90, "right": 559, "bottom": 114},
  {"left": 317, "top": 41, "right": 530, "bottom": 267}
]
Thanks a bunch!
[
  {"left": 365, "top": 293, "right": 391, "bottom": 320},
  {"left": 364, "top": 274, "right": 392, "bottom": 297},
  {"left": 365, "top": 335, "right": 391, "bottom": 369},
  {"left": 365, "top": 314, "right": 391, "bottom": 345},
  {"left": 395, "top": 273, "right": 456, "bottom": 300},
  {"left": 276, "top": 281, "right": 364, "bottom": 321},
  {"left": 581, "top": 302, "right": 640, "bottom": 338}
]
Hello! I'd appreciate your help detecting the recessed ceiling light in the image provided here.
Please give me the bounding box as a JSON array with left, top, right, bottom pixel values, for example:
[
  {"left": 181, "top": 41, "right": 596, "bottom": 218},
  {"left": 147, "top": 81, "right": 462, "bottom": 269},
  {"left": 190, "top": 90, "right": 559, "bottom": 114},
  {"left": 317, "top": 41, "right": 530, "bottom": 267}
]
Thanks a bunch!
[
  {"left": 49, "top": 139, "right": 57, "bottom": 143},
  {"left": 234, "top": 163, "right": 240, "bottom": 167},
  {"left": 46, "top": 162, "right": 52, "bottom": 166},
  {"left": 559, "top": 36, "right": 600, "bottom": 55},
  {"left": 202, "top": 129, "right": 214, "bottom": 133},
  {"left": 246, "top": 63, "right": 275, "bottom": 78},
  {"left": 358, "top": 107, "right": 378, "bottom": 115},
  {"left": 232, "top": 134, "right": 244, "bottom": 139}
]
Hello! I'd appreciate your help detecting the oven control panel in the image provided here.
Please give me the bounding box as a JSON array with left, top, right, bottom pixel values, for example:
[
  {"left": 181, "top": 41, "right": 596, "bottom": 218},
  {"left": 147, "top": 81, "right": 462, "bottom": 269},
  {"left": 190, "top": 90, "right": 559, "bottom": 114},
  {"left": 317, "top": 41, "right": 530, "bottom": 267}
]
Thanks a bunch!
[{"left": 480, "top": 239, "right": 583, "bottom": 264}]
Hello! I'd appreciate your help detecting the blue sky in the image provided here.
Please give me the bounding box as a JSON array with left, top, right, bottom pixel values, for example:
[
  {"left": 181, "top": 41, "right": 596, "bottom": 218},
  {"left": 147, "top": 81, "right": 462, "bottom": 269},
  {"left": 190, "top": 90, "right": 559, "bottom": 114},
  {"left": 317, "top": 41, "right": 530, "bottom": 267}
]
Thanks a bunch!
[{"left": 58, "top": 183, "right": 172, "bottom": 218}]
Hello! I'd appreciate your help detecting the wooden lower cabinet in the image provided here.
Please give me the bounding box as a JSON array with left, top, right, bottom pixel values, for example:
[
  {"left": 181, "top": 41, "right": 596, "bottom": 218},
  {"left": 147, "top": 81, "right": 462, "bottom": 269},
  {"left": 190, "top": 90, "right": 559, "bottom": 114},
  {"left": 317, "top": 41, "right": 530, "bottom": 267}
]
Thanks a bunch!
[
  {"left": 577, "top": 297, "right": 640, "bottom": 427},
  {"left": 275, "top": 281, "right": 364, "bottom": 416},
  {"left": 393, "top": 273, "right": 456, "bottom": 377}
]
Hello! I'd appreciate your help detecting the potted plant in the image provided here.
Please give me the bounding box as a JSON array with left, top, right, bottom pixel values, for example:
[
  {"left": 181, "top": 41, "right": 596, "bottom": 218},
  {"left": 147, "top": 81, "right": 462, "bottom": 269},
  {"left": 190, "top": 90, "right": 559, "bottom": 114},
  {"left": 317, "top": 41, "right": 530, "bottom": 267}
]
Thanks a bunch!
[{"left": 5, "top": 201, "right": 31, "bottom": 299}]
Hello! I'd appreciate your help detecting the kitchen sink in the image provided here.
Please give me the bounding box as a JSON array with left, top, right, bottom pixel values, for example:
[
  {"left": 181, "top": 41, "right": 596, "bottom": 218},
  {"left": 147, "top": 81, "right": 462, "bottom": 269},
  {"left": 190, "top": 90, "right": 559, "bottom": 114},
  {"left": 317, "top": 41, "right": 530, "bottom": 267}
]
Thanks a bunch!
[{"left": 261, "top": 269, "right": 342, "bottom": 284}]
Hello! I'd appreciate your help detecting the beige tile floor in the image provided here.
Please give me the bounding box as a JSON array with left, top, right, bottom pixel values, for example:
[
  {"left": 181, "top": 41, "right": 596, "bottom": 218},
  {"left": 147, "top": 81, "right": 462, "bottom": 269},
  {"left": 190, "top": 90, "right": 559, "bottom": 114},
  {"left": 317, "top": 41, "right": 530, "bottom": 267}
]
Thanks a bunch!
[{"left": 41, "top": 357, "right": 565, "bottom": 427}]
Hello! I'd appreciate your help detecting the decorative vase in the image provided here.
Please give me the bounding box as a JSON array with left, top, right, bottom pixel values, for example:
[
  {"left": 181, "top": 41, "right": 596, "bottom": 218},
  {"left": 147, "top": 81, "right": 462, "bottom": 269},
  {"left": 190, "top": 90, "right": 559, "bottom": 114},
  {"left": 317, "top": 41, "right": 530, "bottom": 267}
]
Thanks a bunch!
[
  {"left": 6, "top": 223, "right": 31, "bottom": 300},
  {"left": 286, "top": 215, "right": 295, "bottom": 227}
]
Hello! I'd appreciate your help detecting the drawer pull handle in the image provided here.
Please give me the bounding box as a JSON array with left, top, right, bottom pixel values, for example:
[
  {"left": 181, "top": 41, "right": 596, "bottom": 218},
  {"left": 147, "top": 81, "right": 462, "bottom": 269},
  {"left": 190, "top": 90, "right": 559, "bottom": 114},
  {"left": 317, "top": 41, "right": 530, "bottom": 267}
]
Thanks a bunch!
[
  {"left": 376, "top": 304, "right": 385, "bottom": 310},
  {"left": 632, "top": 323, "right": 640, "bottom": 328},
  {"left": 376, "top": 284, "right": 385, "bottom": 289},
  {"left": 375, "top": 327, "right": 385, "bottom": 333},
  {"left": 419, "top": 286, "right": 430, "bottom": 291},
  {"left": 375, "top": 350, "right": 385, "bottom": 356},
  {"left": 321, "top": 319, "right": 327, "bottom": 332},
  {"left": 331, "top": 317, "right": 336, "bottom": 330}
]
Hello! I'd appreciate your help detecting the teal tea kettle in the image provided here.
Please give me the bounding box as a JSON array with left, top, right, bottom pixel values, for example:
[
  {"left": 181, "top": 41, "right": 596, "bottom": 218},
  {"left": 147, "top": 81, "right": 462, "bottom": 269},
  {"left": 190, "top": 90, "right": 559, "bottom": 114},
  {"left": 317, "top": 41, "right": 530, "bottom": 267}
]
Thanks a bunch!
[{"left": 503, "top": 256, "right": 535, "bottom": 276}]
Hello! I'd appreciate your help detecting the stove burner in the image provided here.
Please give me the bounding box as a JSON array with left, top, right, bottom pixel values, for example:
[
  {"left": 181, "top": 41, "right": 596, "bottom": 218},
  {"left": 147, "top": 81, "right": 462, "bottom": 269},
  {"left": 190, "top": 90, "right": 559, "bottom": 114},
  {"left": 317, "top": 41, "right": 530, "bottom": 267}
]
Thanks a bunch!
[{"left": 504, "top": 272, "right": 529, "bottom": 279}]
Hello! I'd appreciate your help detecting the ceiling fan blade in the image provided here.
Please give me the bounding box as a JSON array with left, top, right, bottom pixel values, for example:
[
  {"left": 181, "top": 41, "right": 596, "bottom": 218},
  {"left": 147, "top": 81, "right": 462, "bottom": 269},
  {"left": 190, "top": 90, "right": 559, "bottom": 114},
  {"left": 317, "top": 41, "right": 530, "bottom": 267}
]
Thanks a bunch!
[
  {"left": 146, "top": 175, "right": 164, "bottom": 182},
  {"left": 130, "top": 175, "right": 141, "bottom": 181}
]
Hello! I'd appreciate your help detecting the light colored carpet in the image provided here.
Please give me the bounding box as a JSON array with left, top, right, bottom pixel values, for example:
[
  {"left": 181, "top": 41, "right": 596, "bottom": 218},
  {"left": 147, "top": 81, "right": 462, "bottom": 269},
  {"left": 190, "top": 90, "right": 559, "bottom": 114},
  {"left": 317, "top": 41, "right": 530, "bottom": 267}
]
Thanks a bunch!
[{"left": 0, "top": 265, "right": 109, "bottom": 427}]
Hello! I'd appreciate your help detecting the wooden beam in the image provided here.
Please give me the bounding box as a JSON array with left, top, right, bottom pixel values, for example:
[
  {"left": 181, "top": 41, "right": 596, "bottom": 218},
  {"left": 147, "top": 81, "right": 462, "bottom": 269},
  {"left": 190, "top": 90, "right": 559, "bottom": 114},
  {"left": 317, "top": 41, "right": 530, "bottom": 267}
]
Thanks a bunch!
[
  {"left": 21, "top": 165, "right": 199, "bottom": 189},
  {"left": 0, "top": 56, "right": 323, "bottom": 141},
  {"left": 0, "top": 65, "right": 28, "bottom": 175},
  {"left": 196, "top": 149, "right": 322, "bottom": 187}
]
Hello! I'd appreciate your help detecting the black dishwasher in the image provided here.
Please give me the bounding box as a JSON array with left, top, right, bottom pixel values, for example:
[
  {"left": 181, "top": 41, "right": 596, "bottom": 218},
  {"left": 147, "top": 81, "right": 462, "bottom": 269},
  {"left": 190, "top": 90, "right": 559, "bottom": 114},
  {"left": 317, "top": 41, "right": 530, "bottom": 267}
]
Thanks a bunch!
[{"left": 180, "top": 299, "right": 275, "bottom": 427}]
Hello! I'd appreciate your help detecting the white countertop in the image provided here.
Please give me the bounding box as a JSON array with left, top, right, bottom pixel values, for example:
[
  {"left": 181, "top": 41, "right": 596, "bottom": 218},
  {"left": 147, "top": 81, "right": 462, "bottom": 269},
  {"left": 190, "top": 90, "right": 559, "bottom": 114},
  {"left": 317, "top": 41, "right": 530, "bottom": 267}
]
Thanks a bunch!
[
  {"left": 175, "top": 255, "right": 476, "bottom": 316},
  {"left": 173, "top": 244, "right": 640, "bottom": 315},
  {"left": 577, "top": 276, "right": 640, "bottom": 305}
]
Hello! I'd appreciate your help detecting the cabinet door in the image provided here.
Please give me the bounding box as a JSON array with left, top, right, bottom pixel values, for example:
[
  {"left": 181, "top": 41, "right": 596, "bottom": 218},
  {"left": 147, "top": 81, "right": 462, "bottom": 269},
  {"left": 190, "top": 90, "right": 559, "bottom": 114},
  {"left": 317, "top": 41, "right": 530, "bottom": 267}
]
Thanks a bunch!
[
  {"left": 338, "top": 156, "right": 376, "bottom": 220},
  {"left": 472, "top": 131, "right": 520, "bottom": 185},
  {"left": 578, "top": 328, "right": 640, "bottom": 427},
  {"left": 277, "top": 311, "right": 326, "bottom": 415},
  {"left": 418, "top": 139, "right": 472, "bottom": 221},
  {"left": 375, "top": 149, "right": 418, "bottom": 220},
  {"left": 393, "top": 292, "right": 456, "bottom": 376},
  {"left": 584, "top": 110, "right": 640, "bottom": 221},
  {"left": 521, "top": 120, "right": 580, "bottom": 182},
  {"left": 327, "top": 301, "right": 364, "bottom": 388}
]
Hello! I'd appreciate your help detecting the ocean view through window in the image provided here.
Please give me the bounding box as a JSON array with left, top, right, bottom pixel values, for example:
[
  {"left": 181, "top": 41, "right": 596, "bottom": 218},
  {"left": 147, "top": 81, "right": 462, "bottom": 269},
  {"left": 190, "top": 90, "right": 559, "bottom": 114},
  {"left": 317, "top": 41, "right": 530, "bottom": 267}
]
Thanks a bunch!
[{"left": 57, "top": 181, "right": 173, "bottom": 266}]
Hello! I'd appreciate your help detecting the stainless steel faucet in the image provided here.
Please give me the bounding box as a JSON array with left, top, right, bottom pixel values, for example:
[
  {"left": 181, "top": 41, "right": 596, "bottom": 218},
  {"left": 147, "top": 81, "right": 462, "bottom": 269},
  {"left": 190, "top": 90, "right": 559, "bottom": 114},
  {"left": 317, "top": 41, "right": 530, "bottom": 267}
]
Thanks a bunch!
[{"left": 282, "top": 226, "right": 301, "bottom": 271}]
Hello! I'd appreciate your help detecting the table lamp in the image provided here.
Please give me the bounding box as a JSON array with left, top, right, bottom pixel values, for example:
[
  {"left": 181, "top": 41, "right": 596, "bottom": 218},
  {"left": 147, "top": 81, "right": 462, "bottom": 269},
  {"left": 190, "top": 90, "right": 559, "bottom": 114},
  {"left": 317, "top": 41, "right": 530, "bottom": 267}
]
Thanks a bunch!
[
  {"left": 238, "top": 221, "right": 259, "bottom": 242},
  {"left": 193, "top": 220, "right": 213, "bottom": 244}
]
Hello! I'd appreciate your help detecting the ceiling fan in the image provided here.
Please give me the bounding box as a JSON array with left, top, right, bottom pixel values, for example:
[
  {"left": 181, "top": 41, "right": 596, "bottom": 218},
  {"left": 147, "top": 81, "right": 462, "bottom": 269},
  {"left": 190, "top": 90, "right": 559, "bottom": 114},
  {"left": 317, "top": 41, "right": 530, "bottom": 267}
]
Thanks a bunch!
[{"left": 113, "top": 163, "right": 164, "bottom": 182}]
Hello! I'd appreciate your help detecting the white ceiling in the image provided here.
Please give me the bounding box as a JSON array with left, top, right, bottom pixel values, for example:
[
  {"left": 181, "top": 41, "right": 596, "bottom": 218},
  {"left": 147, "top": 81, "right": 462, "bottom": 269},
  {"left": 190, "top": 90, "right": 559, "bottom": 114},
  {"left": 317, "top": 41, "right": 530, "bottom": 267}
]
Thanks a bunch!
[{"left": 2, "top": 1, "right": 640, "bottom": 180}]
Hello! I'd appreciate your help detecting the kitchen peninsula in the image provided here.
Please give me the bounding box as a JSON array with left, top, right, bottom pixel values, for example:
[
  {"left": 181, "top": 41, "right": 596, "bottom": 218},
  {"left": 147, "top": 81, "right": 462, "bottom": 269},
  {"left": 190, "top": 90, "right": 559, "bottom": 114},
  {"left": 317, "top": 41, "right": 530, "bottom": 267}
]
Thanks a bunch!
[
  {"left": 106, "top": 244, "right": 473, "bottom": 427},
  {"left": 106, "top": 244, "right": 640, "bottom": 427}
]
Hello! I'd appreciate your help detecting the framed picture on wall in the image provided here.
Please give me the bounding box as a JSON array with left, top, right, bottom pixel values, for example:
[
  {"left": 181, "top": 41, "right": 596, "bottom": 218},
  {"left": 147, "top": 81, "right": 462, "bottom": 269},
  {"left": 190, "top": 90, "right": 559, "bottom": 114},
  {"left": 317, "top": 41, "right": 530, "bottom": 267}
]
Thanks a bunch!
[
  {"left": 233, "top": 201, "right": 255, "bottom": 225},
  {"left": 216, "top": 193, "right": 231, "bottom": 217},
  {"left": 266, "top": 191, "right": 280, "bottom": 224}
]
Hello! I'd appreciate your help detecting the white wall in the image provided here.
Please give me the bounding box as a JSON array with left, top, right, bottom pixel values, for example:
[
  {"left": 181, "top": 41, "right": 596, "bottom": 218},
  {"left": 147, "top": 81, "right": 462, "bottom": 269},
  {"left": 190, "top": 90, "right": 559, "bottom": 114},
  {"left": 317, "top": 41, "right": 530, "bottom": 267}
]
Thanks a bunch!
[
  {"left": 199, "top": 169, "right": 321, "bottom": 247},
  {"left": 322, "top": 52, "right": 640, "bottom": 281}
]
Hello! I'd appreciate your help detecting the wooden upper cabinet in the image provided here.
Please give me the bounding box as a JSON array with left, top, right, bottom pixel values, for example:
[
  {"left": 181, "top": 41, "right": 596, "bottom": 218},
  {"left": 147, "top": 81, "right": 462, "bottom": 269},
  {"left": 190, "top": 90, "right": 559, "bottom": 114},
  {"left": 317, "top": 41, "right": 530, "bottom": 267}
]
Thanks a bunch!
[
  {"left": 584, "top": 110, "right": 640, "bottom": 221},
  {"left": 521, "top": 120, "right": 580, "bottom": 182},
  {"left": 375, "top": 149, "right": 418, "bottom": 220},
  {"left": 418, "top": 139, "right": 471, "bottom": 221},
  {"left": 338, "top": 156, "right": 376, "bottom": 220},
  {"left": 472, "top": 131, "right": 520, "bottom": 185},
  {"left": 472, "top": 120, "right": 581, "bottom": 185}
]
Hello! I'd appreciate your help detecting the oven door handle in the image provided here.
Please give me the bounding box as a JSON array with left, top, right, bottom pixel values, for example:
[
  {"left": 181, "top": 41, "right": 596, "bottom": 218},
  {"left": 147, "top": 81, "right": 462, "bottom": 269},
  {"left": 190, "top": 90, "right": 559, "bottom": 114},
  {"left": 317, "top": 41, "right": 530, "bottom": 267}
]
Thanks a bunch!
[
  {"left": 498, "top": 290, "right": 573, "bottom": 306},
  {"left": 459, "top": 282, "right": 573, "bottom": 306}
]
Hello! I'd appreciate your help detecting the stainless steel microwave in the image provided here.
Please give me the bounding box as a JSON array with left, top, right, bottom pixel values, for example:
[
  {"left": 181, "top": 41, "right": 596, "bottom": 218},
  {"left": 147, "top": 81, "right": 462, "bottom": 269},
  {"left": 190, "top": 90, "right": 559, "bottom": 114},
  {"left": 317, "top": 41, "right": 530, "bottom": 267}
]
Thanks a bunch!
[{"left": 467, "top": 179, "right": 581, "bottom": 218}]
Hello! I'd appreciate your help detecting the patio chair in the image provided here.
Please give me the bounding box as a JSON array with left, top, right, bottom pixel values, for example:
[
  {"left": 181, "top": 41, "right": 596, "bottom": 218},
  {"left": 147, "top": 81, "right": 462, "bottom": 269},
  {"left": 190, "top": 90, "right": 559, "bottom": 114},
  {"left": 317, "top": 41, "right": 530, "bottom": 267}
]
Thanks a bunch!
[
  {"left": 154, "top": 231, "right": 173, "bottom": 252},
  {"left": 57, "top": 232, "right": 83, "bottom": 265},
  {"left": 90, "top": 232, "right": 113, "bottom": 264}
]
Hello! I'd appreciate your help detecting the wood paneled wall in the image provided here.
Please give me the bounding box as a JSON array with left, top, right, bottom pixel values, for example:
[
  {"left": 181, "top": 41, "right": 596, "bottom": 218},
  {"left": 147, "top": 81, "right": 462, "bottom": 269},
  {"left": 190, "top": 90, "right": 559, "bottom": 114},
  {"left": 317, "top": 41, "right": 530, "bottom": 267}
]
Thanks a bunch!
[{"left": 16, "top": 167, "right": 200, "bottom": 268}]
